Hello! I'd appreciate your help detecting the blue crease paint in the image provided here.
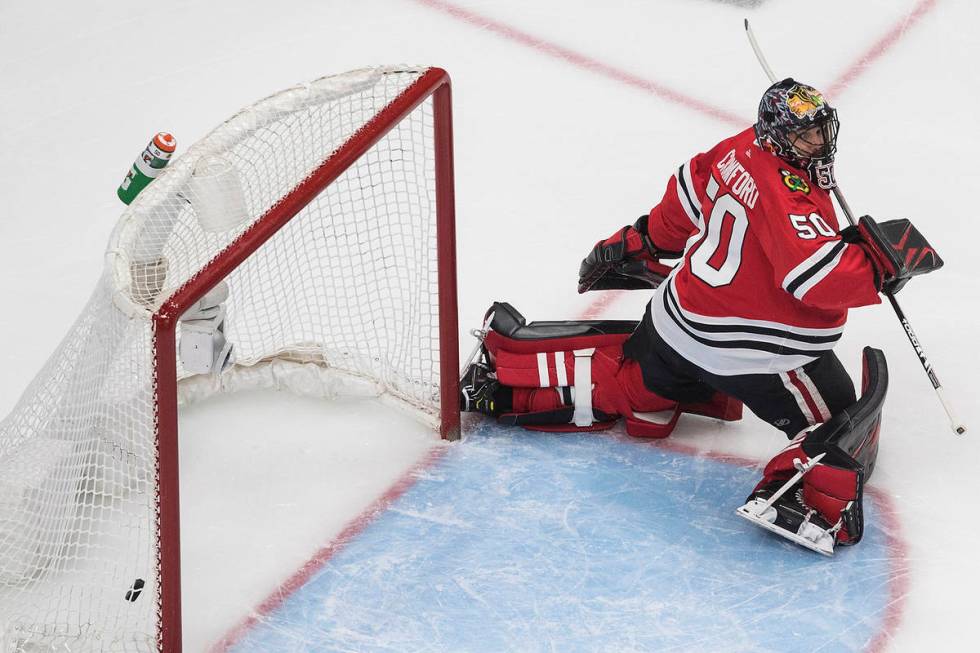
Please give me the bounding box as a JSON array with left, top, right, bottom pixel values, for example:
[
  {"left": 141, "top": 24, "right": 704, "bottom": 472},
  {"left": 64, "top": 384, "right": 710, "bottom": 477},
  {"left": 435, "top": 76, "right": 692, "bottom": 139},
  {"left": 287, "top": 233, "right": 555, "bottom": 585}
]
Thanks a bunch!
[{"left": 233, "top": 423, "right": 892, "bottom": 653}]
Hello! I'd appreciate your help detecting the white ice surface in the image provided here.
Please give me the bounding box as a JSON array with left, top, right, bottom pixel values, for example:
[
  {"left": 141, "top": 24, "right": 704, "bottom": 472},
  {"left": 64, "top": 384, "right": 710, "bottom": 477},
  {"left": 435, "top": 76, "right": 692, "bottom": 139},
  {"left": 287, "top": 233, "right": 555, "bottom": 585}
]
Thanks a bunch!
[{"left": 1, "top": 0, "right": 978, "bottom": 650}]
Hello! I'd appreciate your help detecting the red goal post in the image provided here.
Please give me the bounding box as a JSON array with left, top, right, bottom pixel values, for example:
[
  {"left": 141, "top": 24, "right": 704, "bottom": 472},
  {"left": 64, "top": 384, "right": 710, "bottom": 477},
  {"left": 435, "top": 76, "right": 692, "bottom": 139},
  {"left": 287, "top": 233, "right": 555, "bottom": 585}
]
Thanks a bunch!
[
  {"left": 0, "top": 66, "right": 457, "bottom": 652},
  {"left": 153, "top": 66, "right": 458, "bottom": 651}
]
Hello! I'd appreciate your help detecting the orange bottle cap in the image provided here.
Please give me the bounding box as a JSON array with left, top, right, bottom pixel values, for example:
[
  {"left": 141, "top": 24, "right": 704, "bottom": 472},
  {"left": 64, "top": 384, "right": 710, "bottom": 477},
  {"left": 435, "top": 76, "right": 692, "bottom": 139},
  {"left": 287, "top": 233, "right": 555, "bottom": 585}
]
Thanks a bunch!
[{"left": 153, "top": 132, "right": 177, "bottom": 153}]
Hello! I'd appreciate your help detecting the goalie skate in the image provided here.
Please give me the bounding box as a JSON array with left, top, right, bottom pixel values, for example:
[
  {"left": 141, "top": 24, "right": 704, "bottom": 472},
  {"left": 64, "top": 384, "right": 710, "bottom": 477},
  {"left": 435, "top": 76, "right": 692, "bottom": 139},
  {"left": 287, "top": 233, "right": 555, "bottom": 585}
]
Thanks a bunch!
[
  {"left": 736, "top": 452, "right": 839, "bottom": 556},
  {"left": 737, "top": 497, "right": 838, "bottom": 556},
  {"left": 737, "top": 347, "right": 889, "bottom": 557}
]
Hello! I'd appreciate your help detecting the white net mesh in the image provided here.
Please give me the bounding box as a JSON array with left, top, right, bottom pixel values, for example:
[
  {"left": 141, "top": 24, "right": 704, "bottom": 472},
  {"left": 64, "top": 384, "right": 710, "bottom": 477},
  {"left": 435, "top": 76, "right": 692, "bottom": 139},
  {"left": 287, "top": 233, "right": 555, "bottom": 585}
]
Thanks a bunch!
[{"left": 0, "top": 66, "right": 448, "bottom": 651}]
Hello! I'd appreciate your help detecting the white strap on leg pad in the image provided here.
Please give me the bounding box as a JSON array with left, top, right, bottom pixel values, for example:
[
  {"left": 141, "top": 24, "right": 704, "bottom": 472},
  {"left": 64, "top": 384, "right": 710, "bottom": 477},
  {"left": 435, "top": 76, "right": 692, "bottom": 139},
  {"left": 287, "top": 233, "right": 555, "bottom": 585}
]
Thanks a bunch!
[{"left": 572, "top": 348, "right": 595, "bottom": 427}]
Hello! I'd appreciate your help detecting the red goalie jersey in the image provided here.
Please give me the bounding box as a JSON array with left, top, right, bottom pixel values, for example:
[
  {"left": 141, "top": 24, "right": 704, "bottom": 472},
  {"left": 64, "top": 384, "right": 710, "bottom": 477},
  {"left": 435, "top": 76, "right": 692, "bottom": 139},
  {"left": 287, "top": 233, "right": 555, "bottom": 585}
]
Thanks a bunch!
[{"left": 644, "top": 127, "right": 881, "bottom": 376}]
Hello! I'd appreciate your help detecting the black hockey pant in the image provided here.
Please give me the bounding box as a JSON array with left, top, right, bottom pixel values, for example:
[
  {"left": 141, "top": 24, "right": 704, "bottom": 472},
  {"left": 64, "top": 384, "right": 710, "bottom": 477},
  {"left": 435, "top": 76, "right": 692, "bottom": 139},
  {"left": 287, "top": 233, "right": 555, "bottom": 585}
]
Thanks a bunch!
[{"left": 624, "top": 313, "right": 857, "bottom": 439}]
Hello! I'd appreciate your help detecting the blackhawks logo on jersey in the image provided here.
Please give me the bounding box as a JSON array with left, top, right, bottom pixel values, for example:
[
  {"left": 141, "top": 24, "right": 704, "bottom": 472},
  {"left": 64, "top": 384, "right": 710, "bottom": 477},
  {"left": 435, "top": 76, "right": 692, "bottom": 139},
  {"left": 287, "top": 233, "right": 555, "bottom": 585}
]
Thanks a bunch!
[
  {"left": 786, "top": 85, "right": 825, "bottom": 119},
  {"left": 780, "top": 169, "right": 810, "bottom": 194}
]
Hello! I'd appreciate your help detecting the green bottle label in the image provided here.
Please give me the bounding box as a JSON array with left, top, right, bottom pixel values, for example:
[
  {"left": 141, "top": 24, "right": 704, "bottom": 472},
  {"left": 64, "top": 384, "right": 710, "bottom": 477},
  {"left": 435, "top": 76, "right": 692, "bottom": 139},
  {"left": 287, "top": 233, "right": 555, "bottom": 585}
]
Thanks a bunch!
[
  {"left": 117, "top": 133, "right": 176, "bottom": 205},
  {"left": 117, "top": 165, "right": 154, "bottom": 205}
]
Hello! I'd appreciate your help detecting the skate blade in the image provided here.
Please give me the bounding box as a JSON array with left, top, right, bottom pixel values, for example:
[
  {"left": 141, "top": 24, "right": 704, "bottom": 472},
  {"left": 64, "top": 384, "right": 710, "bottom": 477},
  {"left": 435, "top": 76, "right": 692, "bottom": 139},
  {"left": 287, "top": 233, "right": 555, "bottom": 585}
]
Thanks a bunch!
[{"left": 735, "top": 500, "right": 835, "bottom": 557}]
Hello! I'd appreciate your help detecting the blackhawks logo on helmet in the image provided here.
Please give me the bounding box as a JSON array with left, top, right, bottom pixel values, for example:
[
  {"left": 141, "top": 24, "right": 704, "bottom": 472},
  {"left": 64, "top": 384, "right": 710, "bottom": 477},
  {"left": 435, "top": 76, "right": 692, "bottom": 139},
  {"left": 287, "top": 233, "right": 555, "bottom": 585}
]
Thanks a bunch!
[
  {"left": 780, "top": 169, "right": 810, "bottom": 194},
  {"left": 785, "top": 85, "right": 825, "bottom": 119}
]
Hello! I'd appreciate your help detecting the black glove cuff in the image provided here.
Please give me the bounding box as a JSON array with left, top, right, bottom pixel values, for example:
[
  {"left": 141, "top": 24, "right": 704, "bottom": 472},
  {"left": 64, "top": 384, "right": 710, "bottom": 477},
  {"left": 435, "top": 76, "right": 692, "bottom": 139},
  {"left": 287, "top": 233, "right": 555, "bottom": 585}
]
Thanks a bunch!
[
  {"left": 633, "top": 214, "right": 683, "bottom": 259},
  {"left": 839, "top": 224, "right": 861, "bottom": 244}
]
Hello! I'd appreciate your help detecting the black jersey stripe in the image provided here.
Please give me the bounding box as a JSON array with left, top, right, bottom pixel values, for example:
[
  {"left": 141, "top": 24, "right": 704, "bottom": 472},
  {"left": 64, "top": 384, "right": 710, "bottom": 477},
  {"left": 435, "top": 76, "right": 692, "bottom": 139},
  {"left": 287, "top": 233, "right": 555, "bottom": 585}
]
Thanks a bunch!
[
  {"left": 785, "top": 241, "right": 847, "bottom": 295},
  {"left": 662, "top": 286, "right": 834, "bottom": 357},
  {"left": 664, "top": 282, "right": 841, "bottom": 345},
  {"left": 676, "top": 164, "right": 701, "bottom": 220}
]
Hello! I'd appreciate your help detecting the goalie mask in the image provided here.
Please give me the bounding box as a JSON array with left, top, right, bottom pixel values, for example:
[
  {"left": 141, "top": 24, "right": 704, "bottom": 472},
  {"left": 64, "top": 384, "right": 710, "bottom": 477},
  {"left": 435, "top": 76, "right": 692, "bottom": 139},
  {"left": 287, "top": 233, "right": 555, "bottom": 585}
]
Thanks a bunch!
[{"left": 755, "top": 78, "right": 839, "bottom": 190}]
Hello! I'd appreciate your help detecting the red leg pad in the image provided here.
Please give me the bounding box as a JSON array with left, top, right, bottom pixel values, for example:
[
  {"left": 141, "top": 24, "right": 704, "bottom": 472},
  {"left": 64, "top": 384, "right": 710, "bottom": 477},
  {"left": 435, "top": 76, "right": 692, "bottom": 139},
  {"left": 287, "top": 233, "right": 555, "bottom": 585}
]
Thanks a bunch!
[
  {"left": 616, "top": 359, "right": 677, "bottom": 413},
  {"left": 623, "top": 410, "right": 682, "bottom": 438},
  {"left": 803, "top": 464, "right": 860, "bottom": 544},
  {"left": 681, "top": 393, "right": 743, "bottom": 422},
  {"left": 487, "top": 331, "right": 695, "bottom": 438},
  {"left": 512, "top": 387, "right": 564, "bottom": 413},
  {"left": 616, "top": 359, "right": 681, "bottom": 438}
]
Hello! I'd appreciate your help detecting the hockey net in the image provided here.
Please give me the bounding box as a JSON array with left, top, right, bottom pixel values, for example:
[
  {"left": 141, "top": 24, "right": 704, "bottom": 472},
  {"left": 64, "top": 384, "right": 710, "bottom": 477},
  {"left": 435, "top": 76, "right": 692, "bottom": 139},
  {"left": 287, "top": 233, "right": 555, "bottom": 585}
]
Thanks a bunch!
[{"left": 0, "top": 66, "right": 457, "bottom": 652}]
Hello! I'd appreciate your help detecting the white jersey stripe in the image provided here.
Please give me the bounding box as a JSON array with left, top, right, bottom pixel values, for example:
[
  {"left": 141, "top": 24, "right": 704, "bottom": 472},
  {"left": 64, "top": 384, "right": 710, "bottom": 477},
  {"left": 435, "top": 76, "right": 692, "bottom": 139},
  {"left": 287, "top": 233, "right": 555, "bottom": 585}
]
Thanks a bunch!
[
  {"left": 781, "top": 241, "right": 848, "bottom": 295},
  {"left": 706, "top": 174, "right": 720, "bottom": 201},
  {"left": 791, "top": 244, "right": 848, "bottom": 301},
  {"left": 536, "top": 352, "right": 549, "bottom": 387},
  {"left": 674, "top": 172, "right": 699, "bottom": 226},
  {"left": 670, "top": 326, "right": 838, "bottom": 351},
  {"left": 665, "top": 278, "right": 841, "bottom": 349},
  {"left": 651, "top": 280, "right": 824, "bottom": 376},
  {"left": 554, "top": 351, "right": 568, "bottom": 387},
  {"left": 782, "top": 241, "right": 839, "bottom": 289},
  {"left": 780, "top": 371, "right": 818, "bottom": 426},
  {"left": 795, "top": 369, "right": 832, "bottom": 422},
  {"left": 681, "top": 159, "right": 703, "bottom": 214},
  {"left": 667, "top": 277, "right": 844, "bottom": 337}
]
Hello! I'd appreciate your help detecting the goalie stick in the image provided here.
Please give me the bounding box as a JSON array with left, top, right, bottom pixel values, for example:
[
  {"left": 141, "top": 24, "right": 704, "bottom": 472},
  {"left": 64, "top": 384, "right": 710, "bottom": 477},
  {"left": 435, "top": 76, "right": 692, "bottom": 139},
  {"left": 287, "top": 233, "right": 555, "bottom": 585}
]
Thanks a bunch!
[{"left": 744, "top": 19, "right": 966, "bottom": 436}]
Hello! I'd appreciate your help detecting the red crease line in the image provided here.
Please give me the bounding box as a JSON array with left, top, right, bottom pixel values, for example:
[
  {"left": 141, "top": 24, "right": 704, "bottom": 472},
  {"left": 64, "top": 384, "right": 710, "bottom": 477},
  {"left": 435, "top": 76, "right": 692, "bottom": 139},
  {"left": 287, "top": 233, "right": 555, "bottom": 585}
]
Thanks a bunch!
[
  {"left": 863, "top": 486, "right": 911, "bottom": 653},
  {"left": 578, "top": 289, "right": 626, "bottom": 320},
  {"left": 208, "top": 445, "right": 450, "bottom": 652}
]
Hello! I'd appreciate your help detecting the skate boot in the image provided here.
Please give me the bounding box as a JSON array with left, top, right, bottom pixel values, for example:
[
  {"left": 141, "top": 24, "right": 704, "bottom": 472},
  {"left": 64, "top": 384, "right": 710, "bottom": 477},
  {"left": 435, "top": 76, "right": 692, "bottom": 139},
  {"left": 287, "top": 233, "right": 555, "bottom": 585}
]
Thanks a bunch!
[
  {"left": 460, "top": 362, "right": 510, "bottom": 417},
  {"left": 458, "top": 307, "right": 507, "bottom": 417}
]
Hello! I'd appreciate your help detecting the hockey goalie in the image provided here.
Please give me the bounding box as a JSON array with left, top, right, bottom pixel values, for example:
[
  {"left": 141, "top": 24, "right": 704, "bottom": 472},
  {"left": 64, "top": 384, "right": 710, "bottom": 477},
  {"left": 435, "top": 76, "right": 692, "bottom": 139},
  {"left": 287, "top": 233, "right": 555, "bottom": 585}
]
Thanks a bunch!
[{"left": 460, "top": 78, "right": 943, "bottom": 555}]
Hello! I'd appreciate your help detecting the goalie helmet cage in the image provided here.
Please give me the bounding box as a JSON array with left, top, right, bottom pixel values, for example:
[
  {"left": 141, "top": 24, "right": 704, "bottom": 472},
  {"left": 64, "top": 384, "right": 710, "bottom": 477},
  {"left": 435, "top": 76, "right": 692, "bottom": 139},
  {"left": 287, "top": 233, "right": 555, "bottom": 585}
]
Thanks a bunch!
[{"left": 0, "top": 66, "right": 458, "bottom": 651}]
